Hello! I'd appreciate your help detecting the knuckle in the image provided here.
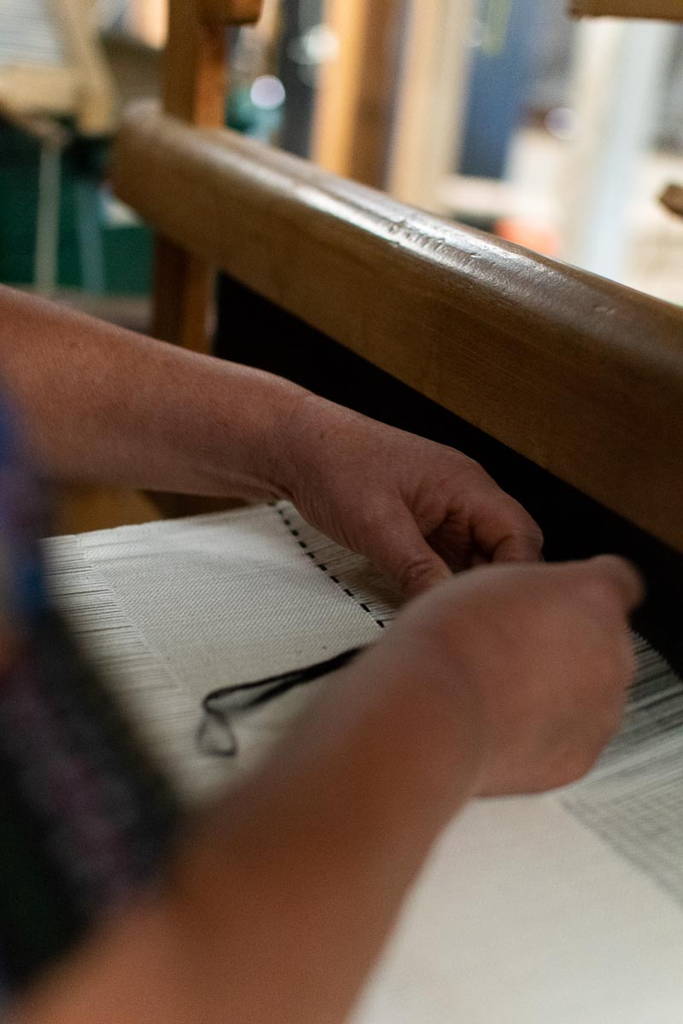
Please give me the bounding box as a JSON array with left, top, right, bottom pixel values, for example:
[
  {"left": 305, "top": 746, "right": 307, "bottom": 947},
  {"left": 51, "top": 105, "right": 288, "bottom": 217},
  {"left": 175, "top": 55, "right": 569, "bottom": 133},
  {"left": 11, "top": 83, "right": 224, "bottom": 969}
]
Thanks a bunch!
[
  {"left": 520, "top": 521, "right": 544, "bottom": 548},
  {"left": 454, "top": 454, "right": 491, "bottom": 485},
  {"left": 498, "top": 526, "right": 544, "bottom": 561},
  {"left": 501, "top": 493, "right": 540, "bottom": 526},
  {"left": 453, "top": 452, "right": 484, "bottom": 472},
  {"left": 358, "top": 500, "right": 390, "bottom": 530},
  {"left": 398, "top": 557, "right": 439, "bottom": 591}
]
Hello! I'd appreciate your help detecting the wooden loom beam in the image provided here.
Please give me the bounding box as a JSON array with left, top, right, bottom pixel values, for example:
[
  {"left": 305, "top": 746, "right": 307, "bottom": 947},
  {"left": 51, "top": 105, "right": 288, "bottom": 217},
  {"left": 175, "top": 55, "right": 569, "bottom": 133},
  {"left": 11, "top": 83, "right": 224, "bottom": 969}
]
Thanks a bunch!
[
  {"left": 115, "top": 104, "right": 683, "bottom": 550},
  {"left": 570, "top": 1, "right": 683, "bottom": 19}
]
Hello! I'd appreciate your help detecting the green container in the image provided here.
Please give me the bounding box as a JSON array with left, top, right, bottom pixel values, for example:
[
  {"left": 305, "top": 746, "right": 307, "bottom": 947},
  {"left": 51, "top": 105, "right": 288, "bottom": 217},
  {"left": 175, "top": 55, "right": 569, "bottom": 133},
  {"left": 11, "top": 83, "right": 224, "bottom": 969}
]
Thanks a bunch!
[{"left": 0, "top": 122, "right": 151, "bottom": 294}]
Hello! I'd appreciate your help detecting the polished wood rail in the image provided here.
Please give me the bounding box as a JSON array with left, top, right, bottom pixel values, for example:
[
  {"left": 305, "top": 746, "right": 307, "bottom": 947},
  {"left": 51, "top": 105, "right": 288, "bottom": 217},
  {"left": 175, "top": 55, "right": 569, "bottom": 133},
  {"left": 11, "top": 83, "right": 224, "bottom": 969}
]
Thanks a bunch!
[
  {"left": 113, "top": 102, "right": 683, "bottom": 552},
  {"left": 571, "top": 1, "right": 683, "bottom": 18}
]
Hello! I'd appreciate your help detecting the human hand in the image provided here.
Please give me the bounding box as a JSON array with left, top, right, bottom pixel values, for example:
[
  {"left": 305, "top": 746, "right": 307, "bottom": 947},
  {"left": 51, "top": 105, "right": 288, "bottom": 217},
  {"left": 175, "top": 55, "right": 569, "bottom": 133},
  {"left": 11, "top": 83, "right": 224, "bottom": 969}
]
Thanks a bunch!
[
  {"left": 351, "top": 555, "right": 642, "bottom": 796},
  {"left": 279, "top": 396, "right": 543, "bottom": 599},
  {"left": 8, "top": 561, "right": 641, "bottom": 1024}
]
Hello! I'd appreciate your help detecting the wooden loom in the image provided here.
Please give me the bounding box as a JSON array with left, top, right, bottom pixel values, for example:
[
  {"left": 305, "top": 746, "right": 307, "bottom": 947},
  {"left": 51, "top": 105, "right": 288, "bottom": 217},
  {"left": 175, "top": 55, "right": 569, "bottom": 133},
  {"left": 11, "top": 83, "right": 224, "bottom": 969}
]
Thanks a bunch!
[{"left": 111, "top": 0, "right": 683, "bottom": 667}]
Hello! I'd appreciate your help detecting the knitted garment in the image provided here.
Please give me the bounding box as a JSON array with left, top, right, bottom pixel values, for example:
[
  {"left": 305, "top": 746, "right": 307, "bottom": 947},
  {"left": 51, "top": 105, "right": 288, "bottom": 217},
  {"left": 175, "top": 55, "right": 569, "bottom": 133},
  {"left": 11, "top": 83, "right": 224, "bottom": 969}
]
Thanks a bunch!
[{"left": 0, "top": 398, "right": 178, "bottom": 1000}]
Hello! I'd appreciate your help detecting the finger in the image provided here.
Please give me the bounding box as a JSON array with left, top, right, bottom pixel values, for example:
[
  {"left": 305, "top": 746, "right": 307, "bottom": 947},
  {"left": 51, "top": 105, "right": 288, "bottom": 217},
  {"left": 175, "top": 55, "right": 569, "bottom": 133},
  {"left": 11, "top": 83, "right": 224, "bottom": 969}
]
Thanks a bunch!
[
  {"left": 585, "top": 555, "right": 645, "bottom": 613},
  {"left": 490, "top": 532, "right": 545, "bottom": 564},
  {"left": 369, "top": 510, "right": 453, "bottom": 599},
  {"left": 471, "top": 494, "right": 544, "bottom": 564}
]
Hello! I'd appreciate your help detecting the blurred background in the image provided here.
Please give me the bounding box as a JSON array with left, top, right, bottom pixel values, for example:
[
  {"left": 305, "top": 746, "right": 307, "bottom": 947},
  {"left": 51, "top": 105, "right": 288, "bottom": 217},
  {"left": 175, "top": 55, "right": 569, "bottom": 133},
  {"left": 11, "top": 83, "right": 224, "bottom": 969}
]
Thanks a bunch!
[
  {"left": 0, "top": 0, "right": 681, "bottom": 530},
  {"left": 1, "top": 0, "right": 681, "bottom": 312}
]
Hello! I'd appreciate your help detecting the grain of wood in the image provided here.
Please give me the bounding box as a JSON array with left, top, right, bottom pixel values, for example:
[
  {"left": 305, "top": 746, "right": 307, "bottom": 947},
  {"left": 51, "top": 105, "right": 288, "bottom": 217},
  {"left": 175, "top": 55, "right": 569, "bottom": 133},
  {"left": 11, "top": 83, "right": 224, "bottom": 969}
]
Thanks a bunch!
[{"left": 114, "top": 105, "right": 683, "bottom": 551}]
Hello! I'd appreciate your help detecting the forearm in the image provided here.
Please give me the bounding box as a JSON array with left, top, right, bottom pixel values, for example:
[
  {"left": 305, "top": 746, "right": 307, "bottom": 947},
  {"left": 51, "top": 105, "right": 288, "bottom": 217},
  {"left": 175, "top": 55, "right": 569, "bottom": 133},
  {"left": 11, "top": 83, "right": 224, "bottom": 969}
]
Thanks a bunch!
[
  {"left": 178, "top": 654, "right": 482, "bottom": 1022},
  {"left": 0, "top": 286, "right": 307, "bottom": 499},
  {"left": 16, "top": 654, "right": 483, "bottom": 1024}
]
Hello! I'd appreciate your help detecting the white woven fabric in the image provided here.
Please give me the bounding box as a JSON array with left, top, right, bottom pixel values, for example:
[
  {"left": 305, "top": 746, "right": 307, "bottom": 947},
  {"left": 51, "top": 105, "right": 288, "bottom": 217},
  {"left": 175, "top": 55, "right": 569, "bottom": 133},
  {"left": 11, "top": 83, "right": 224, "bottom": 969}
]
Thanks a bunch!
[
  {"left": 44, "top": 503, "right": 683, "bottom": 1023},
  {"left": 45, "top": 503, "right": 398, "bottom": 800}
]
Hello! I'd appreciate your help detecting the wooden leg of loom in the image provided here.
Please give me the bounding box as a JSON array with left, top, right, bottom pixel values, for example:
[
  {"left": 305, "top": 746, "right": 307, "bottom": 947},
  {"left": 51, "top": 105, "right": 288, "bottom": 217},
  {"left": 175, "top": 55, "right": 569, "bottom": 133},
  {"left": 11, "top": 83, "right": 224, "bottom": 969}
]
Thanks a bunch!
[
  {"left": 143, "top": 0, "right": 264, "bottom": 520},
  {"left": 148, "top": 238, "right": 244, "bottom": 518}
]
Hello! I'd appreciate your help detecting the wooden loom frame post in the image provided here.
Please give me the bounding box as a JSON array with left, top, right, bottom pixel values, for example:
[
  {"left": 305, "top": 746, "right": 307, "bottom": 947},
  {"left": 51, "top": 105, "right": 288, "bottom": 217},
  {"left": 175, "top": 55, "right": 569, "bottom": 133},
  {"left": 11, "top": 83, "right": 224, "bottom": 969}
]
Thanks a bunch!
[
  {"left": 311, "top": 0, "right": 403, "bottom": 189},
  {"left": 388, "top": 0, "right": 474, "bottom": 212},
  {"left": 152, "top": 0, "right": 263, "bottom": 351}
]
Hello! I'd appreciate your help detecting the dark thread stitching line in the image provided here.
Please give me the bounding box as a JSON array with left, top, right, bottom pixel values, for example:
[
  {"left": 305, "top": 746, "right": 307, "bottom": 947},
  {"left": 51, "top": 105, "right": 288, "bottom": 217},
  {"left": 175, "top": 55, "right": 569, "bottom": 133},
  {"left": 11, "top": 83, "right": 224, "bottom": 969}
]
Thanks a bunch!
[{"left": 274, "top": 505, "right": 390, "bottom": 630}]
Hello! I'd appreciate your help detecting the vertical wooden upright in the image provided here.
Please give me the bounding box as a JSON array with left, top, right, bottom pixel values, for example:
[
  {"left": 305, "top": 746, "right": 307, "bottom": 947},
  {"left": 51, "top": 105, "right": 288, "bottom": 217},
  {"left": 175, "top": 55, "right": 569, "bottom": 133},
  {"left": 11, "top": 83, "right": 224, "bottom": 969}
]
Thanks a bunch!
[
  {"left": 312, "top": 0, "right": 404, "bottom": 189},
  {"left": 152, "top": 0, "right": 263, "bottom": 351},
  {"left": 388, "top": 0, "right": 474, "bottom": 212}
]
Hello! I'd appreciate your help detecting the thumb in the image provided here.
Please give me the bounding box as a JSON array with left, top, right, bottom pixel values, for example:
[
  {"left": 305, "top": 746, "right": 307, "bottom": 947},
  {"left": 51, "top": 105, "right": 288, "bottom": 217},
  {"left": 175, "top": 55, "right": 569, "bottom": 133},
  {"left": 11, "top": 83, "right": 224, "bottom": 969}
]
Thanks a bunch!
[
  {"left": 370, "top": 510, "right": 452, "bottom": 599},
  {"left": 557, "top": 555, "right": 644, "bottom": 616},
  {"left": 584, "top": 555, "right": 645, "bottom": 613}
]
